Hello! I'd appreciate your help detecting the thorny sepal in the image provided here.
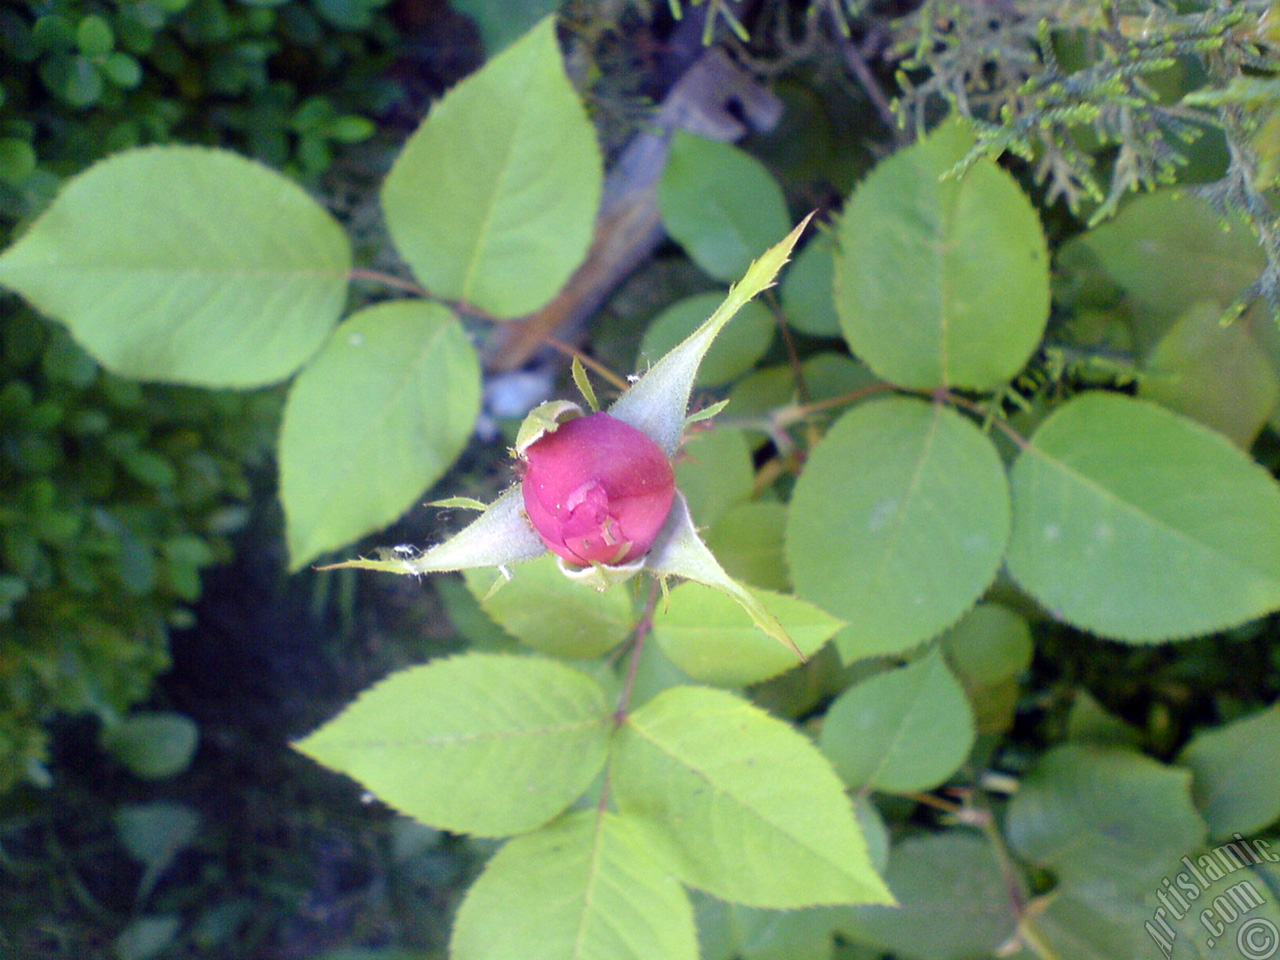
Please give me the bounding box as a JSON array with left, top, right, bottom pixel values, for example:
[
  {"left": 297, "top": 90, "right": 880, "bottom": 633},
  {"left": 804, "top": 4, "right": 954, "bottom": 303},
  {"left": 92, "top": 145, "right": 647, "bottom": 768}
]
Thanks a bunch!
[
  {"left": 645, "top": 493, "right": 806, "bottom": 660},
  {"left": 319, "top": 486, "right": 547, "bottom": 575},
  {"left": 608, "top": 214, "right": 813, "bottom": 456}
]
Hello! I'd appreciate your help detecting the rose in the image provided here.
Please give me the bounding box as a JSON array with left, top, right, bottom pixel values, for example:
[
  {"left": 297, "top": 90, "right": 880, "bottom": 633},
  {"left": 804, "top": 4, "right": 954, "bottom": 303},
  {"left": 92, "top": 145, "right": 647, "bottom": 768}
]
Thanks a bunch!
[
  {"left": 519, "top": 412, "right": 676, "bottom": 566},
  {"left": 329, "top": 216, "right": 810, "bottom": 655}
]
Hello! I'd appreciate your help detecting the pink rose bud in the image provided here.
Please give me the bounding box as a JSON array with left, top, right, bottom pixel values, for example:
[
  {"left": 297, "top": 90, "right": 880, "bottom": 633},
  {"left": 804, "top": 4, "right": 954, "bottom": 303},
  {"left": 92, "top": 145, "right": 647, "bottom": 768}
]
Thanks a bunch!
[{"left": 520, "top": 412, "right": 676, "bottom": 566}]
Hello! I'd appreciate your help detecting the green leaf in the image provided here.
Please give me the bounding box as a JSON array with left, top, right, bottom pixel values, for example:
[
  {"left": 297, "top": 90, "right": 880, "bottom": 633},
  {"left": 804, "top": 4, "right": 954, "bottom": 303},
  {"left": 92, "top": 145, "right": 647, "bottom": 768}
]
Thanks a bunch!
[
  {"left": 0, "top": 138, "right": 37, "bottom": 184},
  {"left": 842, "top": 833, "right": 1018, "bottom": 960},
  {"left": 295, "top": 654, "right": 612, "bottom": 837},
  {"left": 705, "top": 501, "right": 790, "bottom": 591},
  {"left": 76, "top": 14, "right": 113, "bottom": 55},
  {"left": 1139, "top": 301, "right": 1279, "bottom": 448},
  {"left": 1151, "top": 857, "right": 1280, "bottom": 960},
  {"left": 833, "top": 118, "right": 1049, "bottom": 391},
  {"left": 938, "top": 602, "right": 1033, "bottom": 687},
  {"left": 938, "top": 603, "right": 1031, "bottom": 737},
  {"left": 852, "top": 795, "right": 890, "bottom": 873},
  {"left": 780, "top": 232, "right": 840, "bottom": 338},
  {"left": 114, "top": 916, "right": 181, "bottom": 960},
  {"left": 380, "top": 16, "right": 602, "bottom": 318},
  {"left": 1065, "top": 690, "right": 1145, "bottom": 749},
  {"left": 786, "top": 396, "right": 1010, "bottom": 659},
  {"left": 609, "top": 216, "right": 812, "bottom": 457},
  {"left": 1006, "top": 392, "right": 1280, "bottom": 642},
  {"left": 611, "top": 685, "right": 893, "bottom": 908},
  {"left": 818, "top": 648, "right": 975, "bottom": 794},
  {"left": 1005, "top": 744, "right": 1207, "bottom": 893},
  {"left": 451, "top": 809, "right": 697, "bottom": 960},
  {"left": 115, "top": 802, "right": 201, "bottom": 901},
  {"left": 651, "top": 583, "right": 841, "bottom": 687},
  {"left": 100, "top": 711, "right": 199, "bottom": 780},
  {"left": 0, "top": 146, "right": 351, "bottom": 387},
  {"left": 1177, "top": 703, "right": 1280, "bottom": 838},
  {"left": 279, "top": 301, "right": 480, "bottom": 569},
  {"left": 639, "top": 294, "right": 774, "bottom": 387},
  {"left": 1012, "top": 886, "right": 1160, "bottom": 960},
  {"left": 697, "top": 895, "right": 848, "bottom": 960},
  {"left": 658, "top": 132, "right": 791, "bottom": 283},
  {"left": 463, "top": 552, "right": 638, "bottom": 658},
  {"left": 1069, "top": 190, "right": 1263, "bottom": 328},
  {"left": 673, "top": 426, "right": 754, "bottom": 527},
  {"left": 451, "top": 0, "right": 559, "bottom": 54}
]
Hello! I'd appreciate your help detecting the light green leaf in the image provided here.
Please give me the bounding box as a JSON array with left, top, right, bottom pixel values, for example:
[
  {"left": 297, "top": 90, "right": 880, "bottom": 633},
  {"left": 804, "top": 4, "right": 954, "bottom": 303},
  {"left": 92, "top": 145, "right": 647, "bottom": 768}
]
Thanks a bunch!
[
  {"left": 100, "top": 711, "right": 199, "bottom": 780},
  {"left": 435, "top": 575, "right": 521, "bottom": 651},
  {"left": 0, "top": 146, "right": 350, "bottom": 387},
  {"left": 294, "top": 654, "right": 612, "bottom": 837},
  {"left": 451, "top": 809, "right": 697, "bottom": 960},
  {"left": 705, "top": 501, "right": 790, "bottom": 591},
  {"left": 1006, "top": 392, "right": 1280, "bottom": 642},
  {"left": 1178, "top": 703, "right": 1280, "bottom": 838},
  {"left": 1139, "top": 301, "right": 1279, "bottom": 448},
  {"left": 781, "top": 232, "right": 840, "bottom": 338},
  {"left": 639, "top": 294, "right": 774, "bottom": 386},
  {"left": 380, "top": 16, "right": 602, "bottom": 318},
  {"left": 646, "top": 494, "right": 802, "bottom": 659},
  {"left": 610, "top": 216, "right": 811, "bottom": 456},
  {"left": 673, "top": 426, "right": 754, "bottom": 527},
  {"left": 658, "top": 132, "right": 791, "bottom": 283},
  {"left": 611, "top": 685, "right": 893, "bottom": 908},
  {"left": 1005, "top": 744, "right": 1207, "bottom": 893},
  {"left": 842, "top": 833, "right": 1018, "bottom": 960},
  {"left": 786, "top": 396, "right": 1010, "bottom": 659},
  {"left": 279, "top": 301, "right": 481, "bottom": 569},
  {"left": 818, "top": 648, "right": 975, "bottom": 794},
  {"left": 938, "top": 603, "right": 1033, "bottom": 687},
  {"left": 833, "top": 118, "right": 1049, "bottom": 391},
  {"left": 652, "top": 583, "right": 840, "bottom": 687},
  {"left": 626, "top": 635, "right": 694, "bottom": 711},
  {"left": 463, "top": 552, "right": 638, "bottom": 658}
]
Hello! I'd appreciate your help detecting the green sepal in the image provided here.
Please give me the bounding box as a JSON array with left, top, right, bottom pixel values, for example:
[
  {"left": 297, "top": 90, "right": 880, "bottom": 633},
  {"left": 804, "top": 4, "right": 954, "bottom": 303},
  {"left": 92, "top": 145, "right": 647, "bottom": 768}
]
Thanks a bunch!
[
  {"left": 514, "top": 400, "right": 584, "bottom": 457},
  {"left": 319, "top": 487, "right": 547, "bottom": 575},
  {"left": 609, "top": 214, "right": 812, "bottom": 456},
  {"left": 645, "top": 494, "right": 804, "bottom": 661}
]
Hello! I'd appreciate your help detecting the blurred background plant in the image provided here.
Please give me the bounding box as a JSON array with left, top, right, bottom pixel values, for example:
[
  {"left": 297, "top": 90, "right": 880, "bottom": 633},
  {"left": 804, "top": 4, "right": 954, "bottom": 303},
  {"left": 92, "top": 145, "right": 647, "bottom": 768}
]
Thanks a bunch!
[{"left": 0, "top": 0, "right": 410, "bottom": 801}]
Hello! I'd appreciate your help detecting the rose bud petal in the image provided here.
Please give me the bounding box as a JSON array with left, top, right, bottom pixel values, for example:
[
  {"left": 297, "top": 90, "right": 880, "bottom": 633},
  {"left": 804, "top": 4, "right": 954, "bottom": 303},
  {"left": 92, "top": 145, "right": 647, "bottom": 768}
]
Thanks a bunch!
[{"left": 520, "top": 412, "right": 676, "bottom": 566}]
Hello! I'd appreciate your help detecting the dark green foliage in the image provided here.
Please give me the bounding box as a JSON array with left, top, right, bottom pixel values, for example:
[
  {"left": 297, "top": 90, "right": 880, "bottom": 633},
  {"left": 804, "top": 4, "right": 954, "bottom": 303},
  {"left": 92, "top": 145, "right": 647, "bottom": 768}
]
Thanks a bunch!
[
  {"left": 0, "top": 305, "right": 281, "bottom": 790},
  {"left": 0, "top": 0, "right": 401, "bottom": 791},
  {"left": 0, "top": 0, "right": 401, "bottom": 226}
]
